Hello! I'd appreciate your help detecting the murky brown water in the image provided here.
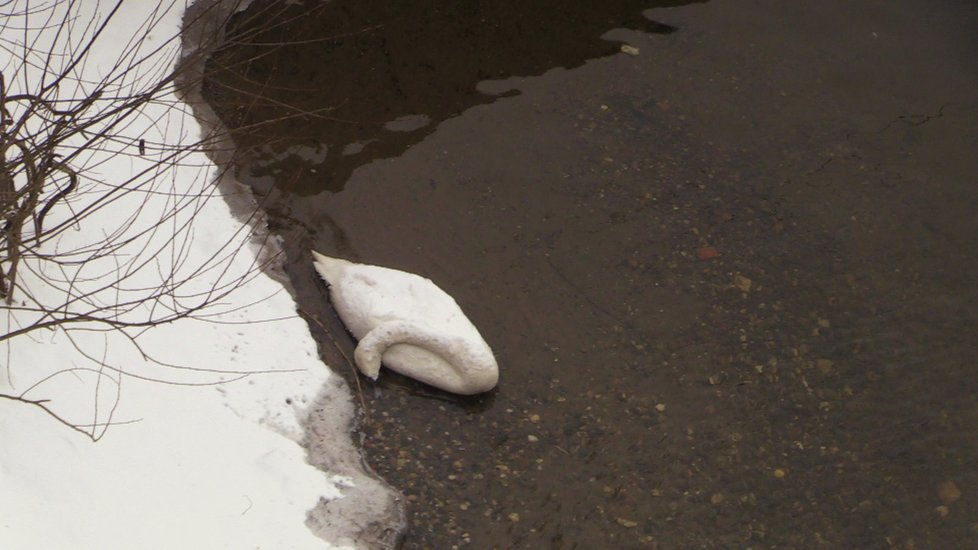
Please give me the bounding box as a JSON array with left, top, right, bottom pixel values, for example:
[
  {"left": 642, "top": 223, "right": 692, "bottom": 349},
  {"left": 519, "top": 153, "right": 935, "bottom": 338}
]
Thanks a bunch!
[{"left": 203, "top": 0, "right": 978, "bottom": 547}]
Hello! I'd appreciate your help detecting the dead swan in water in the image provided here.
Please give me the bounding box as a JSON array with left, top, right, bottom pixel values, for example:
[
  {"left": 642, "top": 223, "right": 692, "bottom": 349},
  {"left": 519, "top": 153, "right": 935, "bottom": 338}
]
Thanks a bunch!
[{"left": 312, "top": 251, "right": 499, "bottom": 395}]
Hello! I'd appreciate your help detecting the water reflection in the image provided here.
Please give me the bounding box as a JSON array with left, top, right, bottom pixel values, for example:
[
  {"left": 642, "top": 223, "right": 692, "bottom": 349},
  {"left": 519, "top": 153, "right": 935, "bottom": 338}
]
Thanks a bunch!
[{"left": 204, "top": 0, "right": 700, "bottom": 194}]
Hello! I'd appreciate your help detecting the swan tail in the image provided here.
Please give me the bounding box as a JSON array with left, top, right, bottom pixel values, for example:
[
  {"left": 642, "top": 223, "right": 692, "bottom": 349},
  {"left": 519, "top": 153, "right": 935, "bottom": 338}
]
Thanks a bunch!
[
  {"left": 353, "top": 320, "right": 498, "bottom": 394},
  {"left": 311, "top": 250, "right": 351, "bottom": 285}
]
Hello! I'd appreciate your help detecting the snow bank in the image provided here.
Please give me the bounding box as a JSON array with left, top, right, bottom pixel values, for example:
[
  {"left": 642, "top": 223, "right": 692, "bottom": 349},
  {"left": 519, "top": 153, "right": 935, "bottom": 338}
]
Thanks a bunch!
[{"left": 0, "top": 1, "right": 399, "bottom": 547}]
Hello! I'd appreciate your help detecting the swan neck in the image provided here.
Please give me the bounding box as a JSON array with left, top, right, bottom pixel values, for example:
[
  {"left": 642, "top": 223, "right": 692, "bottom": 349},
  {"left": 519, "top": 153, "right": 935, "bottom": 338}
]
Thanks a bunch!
[{"left": 354, "top": 320, "right": 496, "bottom": 394}]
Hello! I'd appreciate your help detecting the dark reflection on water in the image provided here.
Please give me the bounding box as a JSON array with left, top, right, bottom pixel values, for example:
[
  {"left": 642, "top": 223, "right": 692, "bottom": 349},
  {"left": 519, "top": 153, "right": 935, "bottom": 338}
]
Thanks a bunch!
[
  {"left": 203, "top": 0, "right": 978, "bottom": 548},
  {"left": 204, "top": 0, "right": 698, "bottom": 195}
]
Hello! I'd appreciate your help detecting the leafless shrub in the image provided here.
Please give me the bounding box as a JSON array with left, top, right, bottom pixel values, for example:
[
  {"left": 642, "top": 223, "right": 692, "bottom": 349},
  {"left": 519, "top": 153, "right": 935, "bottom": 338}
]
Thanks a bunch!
[{"left": 0, "top": 0, "right": 334, "bottom": 439}]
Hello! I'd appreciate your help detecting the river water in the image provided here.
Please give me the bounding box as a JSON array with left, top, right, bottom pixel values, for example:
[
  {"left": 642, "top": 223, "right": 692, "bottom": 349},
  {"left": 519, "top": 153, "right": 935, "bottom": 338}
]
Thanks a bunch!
[{"left": 202, "top": 0, "right": 978, "bottom": 547}]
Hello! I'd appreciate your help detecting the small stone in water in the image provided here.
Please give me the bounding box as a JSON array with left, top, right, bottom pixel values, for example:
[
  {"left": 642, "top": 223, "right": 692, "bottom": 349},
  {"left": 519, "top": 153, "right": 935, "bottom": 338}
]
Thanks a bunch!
[
  {"left": 616, "top": 518, "right": 639, "bottom": 528},
  {"left": 697, "top": 246, "right": 719, "bottom": 260},
  {"left": 938, "top": 481, "right": 962, "bottom": 504},
  {"left": 734, "top": 274, "right": 753, "bottom": 292},
  {"left": 620, "top": 44, "right": 640, "bottom": 56}
]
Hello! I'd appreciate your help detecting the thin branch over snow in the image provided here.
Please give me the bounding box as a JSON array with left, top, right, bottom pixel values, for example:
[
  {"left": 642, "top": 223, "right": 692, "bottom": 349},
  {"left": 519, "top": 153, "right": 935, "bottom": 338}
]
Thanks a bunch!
[{"left": 0, "top": 0, "right": 329, "bottom": 439}]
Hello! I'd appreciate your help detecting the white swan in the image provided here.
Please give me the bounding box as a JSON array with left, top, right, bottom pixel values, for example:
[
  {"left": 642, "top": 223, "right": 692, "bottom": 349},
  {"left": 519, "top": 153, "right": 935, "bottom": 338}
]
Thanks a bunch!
[{"left": 311, "top": 251, "right": 499, "bottom": 395}]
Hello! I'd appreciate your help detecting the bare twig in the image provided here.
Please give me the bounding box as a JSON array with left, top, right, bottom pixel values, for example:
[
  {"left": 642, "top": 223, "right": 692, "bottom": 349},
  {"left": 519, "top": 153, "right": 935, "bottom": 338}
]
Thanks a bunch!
[{"left": 1, "top": 0, "right": 343, "bottom": 438}]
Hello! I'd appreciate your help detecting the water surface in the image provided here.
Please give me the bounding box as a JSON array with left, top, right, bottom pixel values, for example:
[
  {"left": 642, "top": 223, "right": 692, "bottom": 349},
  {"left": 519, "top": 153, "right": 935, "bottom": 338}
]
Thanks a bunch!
[{"left": 205, "top": 0, "right": 978, "bottom": 547}]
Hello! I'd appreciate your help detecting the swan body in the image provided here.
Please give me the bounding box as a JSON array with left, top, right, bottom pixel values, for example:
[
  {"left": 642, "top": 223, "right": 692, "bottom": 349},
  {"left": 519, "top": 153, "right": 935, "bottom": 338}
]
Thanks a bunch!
[{"left": 311, "top": 251, "right": 499, "bottom": 395}]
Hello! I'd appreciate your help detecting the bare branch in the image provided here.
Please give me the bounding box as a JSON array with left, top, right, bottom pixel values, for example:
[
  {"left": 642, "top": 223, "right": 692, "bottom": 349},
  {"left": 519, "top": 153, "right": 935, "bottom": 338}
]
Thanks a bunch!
[{"left": 1, "top": 1, "right": 341, "bottom": 437}]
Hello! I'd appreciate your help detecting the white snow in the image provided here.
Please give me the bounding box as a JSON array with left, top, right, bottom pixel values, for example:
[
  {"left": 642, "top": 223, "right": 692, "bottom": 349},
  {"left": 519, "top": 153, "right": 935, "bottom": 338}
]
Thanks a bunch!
[{"left": 0, "top": 2, "right": 384, "bottom": 548}]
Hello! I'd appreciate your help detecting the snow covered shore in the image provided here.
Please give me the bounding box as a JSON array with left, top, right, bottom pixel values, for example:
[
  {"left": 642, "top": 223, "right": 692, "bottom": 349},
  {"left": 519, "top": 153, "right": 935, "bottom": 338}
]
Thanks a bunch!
[{"left": 0, "top": 2, "right": 399, "bottom": 547}]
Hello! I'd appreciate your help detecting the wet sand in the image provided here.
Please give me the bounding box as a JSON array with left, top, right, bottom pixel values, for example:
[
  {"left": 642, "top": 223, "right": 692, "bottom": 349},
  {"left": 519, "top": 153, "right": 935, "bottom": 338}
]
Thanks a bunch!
[{"left": 204, "top": 0, "right": 978, "bottom": 547}]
